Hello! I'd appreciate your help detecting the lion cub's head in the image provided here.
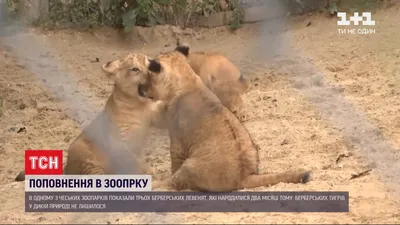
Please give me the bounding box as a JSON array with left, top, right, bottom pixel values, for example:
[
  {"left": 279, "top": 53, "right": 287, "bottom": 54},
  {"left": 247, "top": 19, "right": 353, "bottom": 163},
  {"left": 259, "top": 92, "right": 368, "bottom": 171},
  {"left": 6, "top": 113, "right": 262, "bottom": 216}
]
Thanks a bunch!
[
  {"left": 175, "top": 43, "right": 247, "bottom": 117},
  {"left": 102, "top": 53, "right": 159, "bottom": 101},
  {"left": 144, "top": 50, "right": 197, "bottom": 102},
  {"left": 207, "top": 75, "right": 244, "bottom": 117}
]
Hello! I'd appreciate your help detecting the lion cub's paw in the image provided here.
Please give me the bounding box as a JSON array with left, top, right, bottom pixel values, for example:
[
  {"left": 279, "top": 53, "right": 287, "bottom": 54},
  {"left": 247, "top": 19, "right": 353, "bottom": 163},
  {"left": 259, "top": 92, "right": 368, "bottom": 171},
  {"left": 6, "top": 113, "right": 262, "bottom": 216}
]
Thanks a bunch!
[
  {"left": 149, "top": 100, "right": 168, "bottom": 128},
  {"left": 137, "top": 162, "right": 154, "bottom": 175},
  {"left": 151, "top": 100, "right": 166, "bottom": 112},
  {"left": 152, "top": 180, "right": 174, "bottom": 191},
  {"left": 143, "top": 166, "right": 154, "bottom": 176},
  {"left": 239, "top": 113, "right": 251, "bottom": 122}
]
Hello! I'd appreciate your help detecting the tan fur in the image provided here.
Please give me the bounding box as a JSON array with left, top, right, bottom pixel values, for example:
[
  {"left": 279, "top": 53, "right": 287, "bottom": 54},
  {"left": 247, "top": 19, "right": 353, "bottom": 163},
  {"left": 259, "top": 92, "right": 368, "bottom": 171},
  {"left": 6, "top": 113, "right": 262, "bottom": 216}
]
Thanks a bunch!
[
  {"left": 15, "top": 53, "right": 164, "bottom": 181},
  {"left": 146, "top": 50, "right": 312, "bottom": 192},
  {"left": 180, "top": 46, "right": 250, "bottom": 119}
]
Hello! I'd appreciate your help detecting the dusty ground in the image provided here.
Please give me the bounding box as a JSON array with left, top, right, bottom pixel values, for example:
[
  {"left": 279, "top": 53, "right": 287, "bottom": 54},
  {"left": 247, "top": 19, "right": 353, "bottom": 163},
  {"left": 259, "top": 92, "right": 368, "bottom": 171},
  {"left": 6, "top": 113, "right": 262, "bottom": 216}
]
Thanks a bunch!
[{"left": 0, "top": 4, "right": 400, "bottom": 224}]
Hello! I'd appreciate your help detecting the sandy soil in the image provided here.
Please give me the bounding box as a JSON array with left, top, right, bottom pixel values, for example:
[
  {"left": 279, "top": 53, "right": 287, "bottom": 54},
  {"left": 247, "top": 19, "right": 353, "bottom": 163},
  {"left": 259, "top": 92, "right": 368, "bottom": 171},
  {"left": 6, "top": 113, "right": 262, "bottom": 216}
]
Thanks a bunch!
[{"left": 0, "top": 4, "right": 400, "bottom": 224}]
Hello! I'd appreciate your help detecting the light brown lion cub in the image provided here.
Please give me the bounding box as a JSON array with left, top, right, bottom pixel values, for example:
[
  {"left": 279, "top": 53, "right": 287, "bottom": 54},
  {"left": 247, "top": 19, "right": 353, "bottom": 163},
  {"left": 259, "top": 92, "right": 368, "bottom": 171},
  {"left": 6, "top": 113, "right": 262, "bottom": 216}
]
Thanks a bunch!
[
  {"left": 145, "top": 48, "right": 312, "bottom": 192},
  {"left": 15, "top": 53, "right": 164, "bottom": 181},
  {"left": 174, "top": 43, "right": 250, "bottom": 119}
]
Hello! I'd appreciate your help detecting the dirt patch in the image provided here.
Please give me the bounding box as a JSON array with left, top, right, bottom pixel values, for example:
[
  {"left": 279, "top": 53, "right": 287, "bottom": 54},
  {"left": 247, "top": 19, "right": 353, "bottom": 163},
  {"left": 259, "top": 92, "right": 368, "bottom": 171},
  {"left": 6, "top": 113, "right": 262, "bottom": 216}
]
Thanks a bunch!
[{"left": 1, "top": 6, "right": 400, "bottom": 224}]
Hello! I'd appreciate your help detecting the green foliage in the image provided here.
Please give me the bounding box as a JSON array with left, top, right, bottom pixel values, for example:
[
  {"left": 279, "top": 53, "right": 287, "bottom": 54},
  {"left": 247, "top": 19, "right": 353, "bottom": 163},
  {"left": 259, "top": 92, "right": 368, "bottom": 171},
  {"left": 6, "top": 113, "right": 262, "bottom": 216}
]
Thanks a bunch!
[
  {"left": 121, "top": 0, "right": 169, "bottom": 31},
  {"left": 340, "top": 0, "right": 387, "bottom": 14},
  {"left": 167, "top": 0, "right": 198, "bottom": 27},
  {"left": 3, "top": 0, "right": 19, "bottom": 22},
  {"left": 326, "top": 1, "right": 338, "bottom": 15},
  {"left": 228, "top": 0, "right": 244, "bottom": 31},
  {"left": 5, "top": 0, "right": 391, "bottom": 30},
  {"left": 194, "top": 0, "right": 220, "bottom": 17},
  {"left": 20, "top": 0, "right": 236, "bottom": 31},
  {"left": 290, "top": 0, "right": 387, "bottom": 15},
  {"left": 35, "top": 0, "right": 123, "bottom": 29}
]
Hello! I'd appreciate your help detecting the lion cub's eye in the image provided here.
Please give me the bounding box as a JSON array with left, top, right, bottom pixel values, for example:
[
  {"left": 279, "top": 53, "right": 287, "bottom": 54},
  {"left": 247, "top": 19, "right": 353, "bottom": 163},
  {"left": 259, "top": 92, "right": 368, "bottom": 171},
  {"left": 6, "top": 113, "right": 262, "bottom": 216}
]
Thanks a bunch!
[{"left": 130, "top": 68, "right": 140, "bottom": 72}]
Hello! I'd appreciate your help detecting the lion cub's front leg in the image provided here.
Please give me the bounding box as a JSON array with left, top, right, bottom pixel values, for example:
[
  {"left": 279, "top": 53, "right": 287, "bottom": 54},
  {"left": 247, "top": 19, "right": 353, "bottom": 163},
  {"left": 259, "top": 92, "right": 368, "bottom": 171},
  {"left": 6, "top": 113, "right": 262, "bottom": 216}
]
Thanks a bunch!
[
  {"left": 149, "top": 100, "right": 185, "bottom": 176},
  {"left": 148, "top": 100, "right": 168, "bottom": 128},
  {"left": 170, "top": 137, "right": 185, "bottom": 175},
  {"left": 135, "top": 153, "right": 154, "bottom": 175}
]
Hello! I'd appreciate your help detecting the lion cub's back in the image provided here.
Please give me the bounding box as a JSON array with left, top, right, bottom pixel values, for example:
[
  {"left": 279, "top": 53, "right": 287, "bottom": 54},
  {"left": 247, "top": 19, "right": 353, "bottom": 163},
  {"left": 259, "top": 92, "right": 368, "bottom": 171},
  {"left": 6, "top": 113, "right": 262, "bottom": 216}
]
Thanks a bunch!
[
  {"left": 221, "top": 106, "right": 258, "bottom": 154},
  {"left": 203, "top": 104, "right": 258, "bottom": 155},
  {"left": 189, "top": 52, "right": 241, "bottom": 83}
]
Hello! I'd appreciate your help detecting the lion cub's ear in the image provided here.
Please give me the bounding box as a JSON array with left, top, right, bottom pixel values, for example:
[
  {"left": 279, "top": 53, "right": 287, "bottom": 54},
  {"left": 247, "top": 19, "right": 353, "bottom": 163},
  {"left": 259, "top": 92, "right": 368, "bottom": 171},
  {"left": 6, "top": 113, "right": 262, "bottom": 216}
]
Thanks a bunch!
[
  {"left": 148, "top": 59, "right": 162, "bottom": 73},
  {"left": 102, "top": 60, "right": 120, "bottom": 79},
  {"left": 175, "top": 43, "right": 190, "bottom": 57}
]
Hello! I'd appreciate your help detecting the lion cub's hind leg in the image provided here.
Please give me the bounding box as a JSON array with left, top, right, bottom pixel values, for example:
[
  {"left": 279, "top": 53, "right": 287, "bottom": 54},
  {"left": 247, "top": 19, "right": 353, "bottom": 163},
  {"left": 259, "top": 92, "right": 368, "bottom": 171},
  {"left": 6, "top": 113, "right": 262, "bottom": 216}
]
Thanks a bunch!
[
  {"left": 168, "top": 158, "right": 239, "bottom": 192},
  {"left": 169, "top": 165, "right": 191, "bottom": 191},
  {"left": 64, "top": 159, "right": 107, "bottom": 175},
  {"left": 151, "top": 168, "right": 197, "bottom": 191},
  {"left": 153, "top": 159, "right": 196, "bottom": 191},
  {"left": 151, "top": 179, "right": 193, "bottom": 192},
  {"left": 136, "top": 158, "right": 154, "bottom": 175},
  {"left": 239, "top": 170, "right": 312, "bottom": 189},
  {"left": 80, "top": 166, "right": 107, "bottom": 175},
  {"left": 170, "top": 137, "right": 185, "bottom": 175}
]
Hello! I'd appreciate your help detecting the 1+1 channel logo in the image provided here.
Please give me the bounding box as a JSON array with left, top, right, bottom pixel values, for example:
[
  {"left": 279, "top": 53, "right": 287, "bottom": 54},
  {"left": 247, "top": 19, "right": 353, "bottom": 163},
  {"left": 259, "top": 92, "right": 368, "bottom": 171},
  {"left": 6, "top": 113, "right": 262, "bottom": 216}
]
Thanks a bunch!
[{"left": 337, "top": 12, "right": 376, "bottom": 35}]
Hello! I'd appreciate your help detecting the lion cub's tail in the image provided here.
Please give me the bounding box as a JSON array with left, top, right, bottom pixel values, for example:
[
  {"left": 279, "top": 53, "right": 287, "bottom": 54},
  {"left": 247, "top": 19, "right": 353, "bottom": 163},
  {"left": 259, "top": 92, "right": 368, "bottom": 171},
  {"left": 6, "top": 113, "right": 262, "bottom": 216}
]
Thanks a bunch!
[
  {"left": 15, "top": 170, "right": 26, "bottom": 182},
  {"left": 14, "top": 162, "right": 67, "bottom": 182},
  {"left": 239, "top": 170, "right": 312, "bottom": 189}
]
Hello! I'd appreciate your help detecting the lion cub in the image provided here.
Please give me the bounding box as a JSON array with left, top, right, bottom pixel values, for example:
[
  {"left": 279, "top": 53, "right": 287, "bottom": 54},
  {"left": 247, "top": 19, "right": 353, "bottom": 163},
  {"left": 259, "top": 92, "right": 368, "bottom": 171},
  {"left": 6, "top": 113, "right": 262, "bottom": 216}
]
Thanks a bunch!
[
  {"left": 15, "top": 53, "right": 163, "bottom": 181},
  {"left": 174, "top": 43, "right": 250, "bottom": 119},
  {"left": 145, "top": 48, "right": 312, "bottom": 192}
]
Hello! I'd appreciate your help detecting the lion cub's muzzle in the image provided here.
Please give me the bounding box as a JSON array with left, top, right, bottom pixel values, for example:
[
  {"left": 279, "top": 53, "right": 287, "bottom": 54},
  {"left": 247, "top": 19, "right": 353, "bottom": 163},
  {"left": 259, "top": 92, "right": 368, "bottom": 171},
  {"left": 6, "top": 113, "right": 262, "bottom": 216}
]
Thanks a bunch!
[
  {"left": 230, "top": 104, "right": 244, "bottom": 121},
  {"left": 138, "top": 83, "right": 154, "bottom": 100}
]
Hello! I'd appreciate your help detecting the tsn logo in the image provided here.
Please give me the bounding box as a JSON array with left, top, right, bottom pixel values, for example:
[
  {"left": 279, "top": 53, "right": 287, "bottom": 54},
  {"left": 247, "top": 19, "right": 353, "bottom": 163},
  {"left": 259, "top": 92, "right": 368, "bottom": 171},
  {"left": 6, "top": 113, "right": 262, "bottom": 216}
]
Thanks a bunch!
[{"left": 25, "top": 150, "right": 63, "bottom": 175}]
